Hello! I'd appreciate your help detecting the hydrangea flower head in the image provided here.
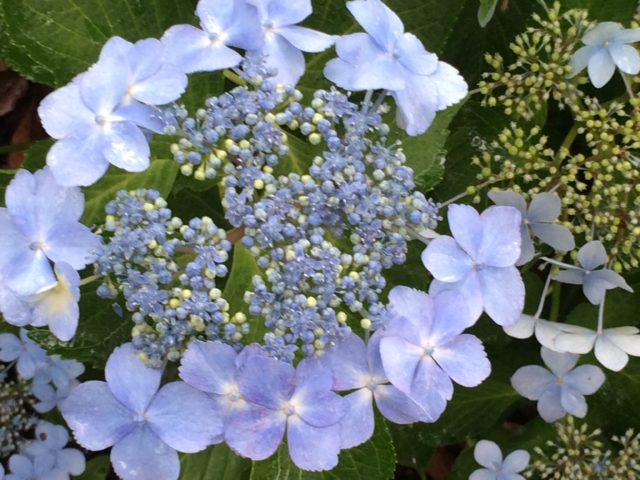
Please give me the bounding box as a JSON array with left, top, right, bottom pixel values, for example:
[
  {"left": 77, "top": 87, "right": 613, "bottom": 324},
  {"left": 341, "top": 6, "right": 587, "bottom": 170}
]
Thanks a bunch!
[
  {"left": 319, "top": 332, "right": 428, "bottom": 448},
  {"left": 162, "top": 0, "right": 263, "bottom": 74},
  {"left": 538, "top": 321, "right": 640, "bottom": 372},
  {"left": 324, "top": 0, "right": 467, "bottom": 135},
  {"left": 511, "top": 347, "right": 605, "bottom": 422},
  {"left": 470, "top": 440, "right": 529, "bottom": 480},
  {"left": 0, "top": 168, "right": 99, "bottom": 295},
  {"left": 422, "top": 204, "right": 525, "bottom": 326},
  {"left": 569, "top": 22, "right": 640, "bottom": 88},
  {"left": 377, "top": 287, "right": 491, "bottom": 421},
  {"left": 97, "top": 37, "right": 187, "bottom": 106},
  {"left": 488, "top": 190, "right": 574, "bottom": 265},
  {"left": 246, "top": 0, "right": 334, "bottom": 86},
  {"left": 39, "top": 57, "right": 163, "bottom": 186},
  {"left": 551, "top": 240, "right": 632, "bottom": 305},
  {"left": 60, "top": 343, "right": 221, "bottom": 480},
  {"left": 225, "top": 355, "right": 346, "bottom": 471}
]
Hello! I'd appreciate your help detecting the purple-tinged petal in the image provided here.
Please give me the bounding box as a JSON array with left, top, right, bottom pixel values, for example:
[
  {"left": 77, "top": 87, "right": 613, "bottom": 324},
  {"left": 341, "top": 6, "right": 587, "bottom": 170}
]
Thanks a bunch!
[
  {"left": 179, "top": 340, "right": 236, "bottom": 395},
  {"left": 60, "top": 381, "right": 135, "bottom": 450},
  {"left": 259, "top": 33, "right": 305, "bottom": 86},
  {"left": 115, "top": 102, "right": 166, "bottom": 134},
  {"left": 225, "top": 406, "right": 286, "bottom": 460},
  {"left": 287, "top": 418, "right": 341, "bottom": 471},
  {"left": 396, "top": 33, "right": 438, "bottom": 75},
  {"left": 147, "top": 381, "right": 222, "bottom": 452},
  {"left": 387, "top": 286, "right": 434, "bottom": 333},
  {"left": 379, "top": 336, "right": 423, "bottom": 396},
  {"left": 478, "top": 206, "right": 522, "bottom": 267},
  {"left": 421, "top": 236, "right": 473, "bottom": 283},
  {"left": 429, "top": 272, "right": 484, "bottom": 324},
  {"left": 447, "top": 204, "right": 482, "bottom": 259},
  {"left": 608, "top": 43, "right": 640, "bottom": 74},
  {"left": 0, "top": 286, "right": 32, "bottom": 327},
  {"left": 251, "top": 0, "right": 312, "bottom": 27},
  {"left": 111, "top": 426, "right": 179, "bottom": 480},
  {"left": 79, "top": 56, "right": 129, "bottom": 115},
  {"left": 277, "top": 26, "right": 333, "bottom": 53},
  {"left": 47, "top": 136, "right": 110, "bottom": 187},
  {"left": 131, "top": 65, "right": 187, "bottom": 106},
  {"left": 594, "top": 336, "right": 628, "bottom": 371},
  {"left": 479, "top": 266, "right": 525, "bottom": 326},
  {"left": 552, "top": 269, "right": 586, "bottom": 285},
  {"left": 433, "top": 334, "right": 490, "bottom": 387},
  {"left": 366, "top": 330, "right": 386, "bottom": 381},
  {"left": 530, "top": 223, "right": 575, "bottom": 253},
  {"left": 374, "top": 384, "right": 427, "bottom": 424},
  {"left": 430, "top": 290, "right": 475, "bottom": 339},
  {"left": 319, "top": 333, "right": 368, "bottom": 391},
  {"left": 488, "top": 190, "right": 527, "bottom": 215},
  {"left": 516, "top": 226, "right": 535, "bottom": 266},
  {"left": 105, "top": 343, "right": 162, "bottom": 414},
  {"left": 1, "top": 246, "right": 56, "bottom": 297},
  {"left": 346, "top": 0, "right": 404, "bottom": 50},
  {"left": 196, "top": 0, "right": 235, "bottom": 28},
  {"left": 583, "top": 269, "right": 632, "bottom": 305},
  {"left": 511, "top": 366, "right": 555, "bottom": 401},
  {"left": 162, "top": 25, "right": 242, "bottom": 74},
  {"left": 474, "top": 439, "right": 502, "bottom": 469},
  {"left": 237, "top": 355, "right": 295, "bottom": 409},
  {"left": 58, "top": 449, "right": 86, "bottom": 476},
  {"left": 8, "top": 454, "right": 35, "bottom": 478},
  {"left": 527, "top": 192, "right": 561, "bottom": 223},
  {"left": 564, "top": 365, "right": 605, "bottom": 395},
  {"left": 102, "top": 123, "right": 150, "bottom": 173},
  {"left": 541, "top": 347, "right": 578, "bottom": 377},
  {"left": 469, "top": 469, "right": 496, "bottom": 480},
  {"left": 0, "top": 333, "right": 22, "bottom": 362},
  {"left": 560, "top": 387, "right": 587, "bottom": 417},
  {"left": 408, "top": 356, "right": 453, "bottom": 421},
  {"left": 537, "top": 385, "right": 566, "bottom": 422},
  {"left": 43, "top": 223, "right": 100, "bottom": 269},
  {"left": 292, "top": 359, "right": 344, "bottom": 427},
  {"left": 392, "top": 73, "right": 438, "bottom": 136},
  {"left": 587, "top": 48, "right": 616, "bottom": 88},
  {"left": 502, "top": 449, "right": 530, "bottom": 473},
  {"left": 38, "top": 84, "right": 94, "bottom": 139},
  {"left": 338, "top": 389, "right": 374, "bottom": 448}
]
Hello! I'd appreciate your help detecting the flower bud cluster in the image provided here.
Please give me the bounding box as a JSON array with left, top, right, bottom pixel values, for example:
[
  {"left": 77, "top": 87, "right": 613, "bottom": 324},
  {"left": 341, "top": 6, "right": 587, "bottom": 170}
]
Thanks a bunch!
[{"left": 94, "top": 189, "right": 244, "bottom": 366}]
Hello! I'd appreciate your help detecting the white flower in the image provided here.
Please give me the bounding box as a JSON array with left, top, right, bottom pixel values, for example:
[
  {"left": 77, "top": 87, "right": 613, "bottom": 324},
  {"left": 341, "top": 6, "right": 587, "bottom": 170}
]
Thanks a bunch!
[
  {"left": 569, "top": 22, "right": 640, "bottom": 88},
  {"left": 470, "top": 440, "right": 529, "bottom": 480},
  {"left": 537, "top": 321, "right": 640, "bottom": 372},
  {"left": 511, "top": 347, "right": 604, "bottom": 422}
]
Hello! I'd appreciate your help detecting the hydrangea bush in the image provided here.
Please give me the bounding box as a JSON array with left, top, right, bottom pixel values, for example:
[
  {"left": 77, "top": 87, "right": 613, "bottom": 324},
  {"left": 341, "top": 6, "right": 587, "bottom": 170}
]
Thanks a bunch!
[{"left": 0, "top": 0, "right": 639, "bottom": 479}]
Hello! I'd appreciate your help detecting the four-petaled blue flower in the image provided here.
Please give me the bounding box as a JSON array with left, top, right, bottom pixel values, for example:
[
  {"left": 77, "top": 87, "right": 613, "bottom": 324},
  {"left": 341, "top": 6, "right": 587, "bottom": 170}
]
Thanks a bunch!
[
  {"left": 511, "top": 347, "right": 605, "bottom": 422},
  {"left": 324, "top": 0, "right": 467, "bottom": 135},
  {"left": 60, "top": 344, "right": 221, "bottom": 480},
  {"left": 225, "top": 354, "right": 346, "bottom": 471},
  {"left": 569, "top": 22, "right": 640, "bottom": 88},
  {"left": 422, "top": 204, "right": 525, "bottom": 326},
  {"left": 378, "top": 287, "right": 491, "bottom": 421},
  {"left": 470, "top": 440, "right": 529, "bottom": 480},
  {"left": 162, "top": 0, "right": 264, "bottom": 74},
  {"left": 318, "top": 332, "right": 428, "bottom": 448},
  {"left": 0, "top": 168, "right": 99, "bottom": 296},
  {"left": 0, "top": 330, "right": 48, "bottom": 380}
]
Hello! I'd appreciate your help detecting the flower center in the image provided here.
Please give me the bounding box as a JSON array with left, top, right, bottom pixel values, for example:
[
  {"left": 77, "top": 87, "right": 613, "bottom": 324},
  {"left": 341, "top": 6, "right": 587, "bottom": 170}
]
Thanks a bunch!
[
  {"left": 95, "top": 114, "right": 108, "bottom": 126},
  {"left": 282, "top": 402, "right": 296, "bottom": 416}
]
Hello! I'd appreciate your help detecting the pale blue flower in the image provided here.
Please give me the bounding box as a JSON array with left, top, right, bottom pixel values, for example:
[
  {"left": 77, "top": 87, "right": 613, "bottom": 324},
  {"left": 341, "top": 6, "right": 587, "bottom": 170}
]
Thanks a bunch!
[
  {"left": 0, "top": 168, "right": 99, "bottom": 296},
  {"left": 422, "top": 204, "right": 524, "bottom": 326},
  {"left": 569, "top": 22, "right": 640, "bottom": 88},
  {"left": 378, "top": 287, "right": 491, "bottom": 421},
  {"left": 20, "top": 422, "right": 85, "bottom": 480},
  {"left": 318, "top": 332, "right": 428, "bottom": 448},
  {"left": 225, "top": 355, "right": 346, "bottom": 471},
  {"left": 247, "top": 0, "right": 333, "bottom": 86},
  {"left": 488, "top": 190, "right": 574, "bottom": 265},
  {"left": 324, "top": 0, "right": 467, "bottom": 135},
  {"left": 549, "top": 240, "right": 632, "bottom": 305},
  {"left": 511, "top": 347, "right": 605, "bottom": 422},
  {"left": 97, "top": 37, "right": 187, "bottom": 106},
  {"left": 60, "top": 343, "right": 221, "bottom": 480},
  {"left": 162, "top": 0, "right": 264, "bottom": 74},
  {"left": 5, "top": 453, "right": 63, "bottom": 480},
  {"left": 39, "top": 57, "right": 163, "bottom": 186},
  {"left": 470, "top": 440, "right": 529, "bottom": 480},
  {"left": 0, "top": 330, "right": 48, "bottom": 380}
]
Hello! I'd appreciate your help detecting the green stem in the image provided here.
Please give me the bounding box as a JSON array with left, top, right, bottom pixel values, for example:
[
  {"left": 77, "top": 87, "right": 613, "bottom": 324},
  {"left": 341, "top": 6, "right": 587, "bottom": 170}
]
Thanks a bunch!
[
  {"left": 621, "top": 71, "right": 635, "bottom": 99},
  {"left": 79, "top": 275, "right": 101, "bottom": 287},
  {"left": 223, "top": 69, "right": 245, "bottom": 86}
]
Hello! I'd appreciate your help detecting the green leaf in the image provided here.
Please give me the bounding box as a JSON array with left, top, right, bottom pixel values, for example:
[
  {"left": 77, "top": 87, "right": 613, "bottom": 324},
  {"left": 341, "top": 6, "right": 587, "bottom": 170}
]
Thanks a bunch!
[
  {"left": 0, "top": 0, "right": 196, "bottom": 86},
  {"left": 478, "top": 0, "right": 499, "bottom": 28},
  {"left": 30, "top": 286, "right": 130, "bottom": 368},
  {"left": 564, "top": 284, "right": 640, "bottom": 330},
  {"left": 250, "top": 419, "right": 396, "bottom": 480},
  {"left": 222, "top": 244, "right": 264, "bottom": 344},
  {"left": 180, "top": 444, "right": 251, "bottom": 480},
  {"left": 82, "top": 159, "right": 179, "bottom": 225},
  {"left": 76, "top": 455, "right": 111, "bottom": 480}
]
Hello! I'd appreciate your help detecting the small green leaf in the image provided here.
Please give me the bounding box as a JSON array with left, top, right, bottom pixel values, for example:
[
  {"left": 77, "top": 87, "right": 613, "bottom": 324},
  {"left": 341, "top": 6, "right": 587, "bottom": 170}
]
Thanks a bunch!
[
  {"left": 478, "top": 0, "right": 499, "bottom": 28},
  {"left": 82, "top": 159, "right": 179, "bottom": 226},
  {"left": 180, "top": 444, "right": 251, "bottom": 480},
  {"left": 250, "top": 418, "right": 396, "bottom": 480}
]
